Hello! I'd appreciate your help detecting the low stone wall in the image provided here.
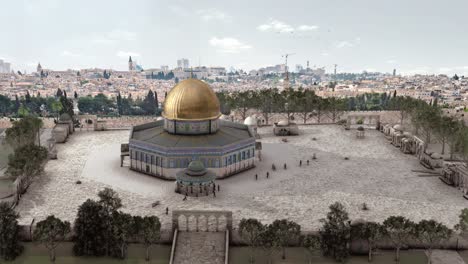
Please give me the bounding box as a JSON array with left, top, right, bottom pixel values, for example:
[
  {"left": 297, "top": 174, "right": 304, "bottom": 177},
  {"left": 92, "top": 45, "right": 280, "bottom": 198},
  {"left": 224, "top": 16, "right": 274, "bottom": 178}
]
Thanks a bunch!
[{"left": 0, "top": 117, "right": 56, "bottom": 129}]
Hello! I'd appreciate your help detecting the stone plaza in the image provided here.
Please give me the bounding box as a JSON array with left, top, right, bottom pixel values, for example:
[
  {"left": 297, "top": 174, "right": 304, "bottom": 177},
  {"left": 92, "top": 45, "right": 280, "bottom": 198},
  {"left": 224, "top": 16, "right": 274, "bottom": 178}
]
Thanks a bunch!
[{"left": 15, "top": 125, "right": 467, "bottom": 231}]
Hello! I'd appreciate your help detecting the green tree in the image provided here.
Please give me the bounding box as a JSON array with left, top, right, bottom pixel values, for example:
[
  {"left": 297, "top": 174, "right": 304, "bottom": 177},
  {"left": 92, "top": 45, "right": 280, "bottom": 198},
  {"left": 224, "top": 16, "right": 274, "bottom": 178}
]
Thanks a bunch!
[
  {"left": 50, "top": 100, "right": 63, "bottom": 120},
  {"left": 352, "top": 221, "right": 383, "bottom": 262},
  {"left": 111, "top": 212, "right": 134, "bottom": 259},
  {"left": 302, "top": 234, "right": 321, "bottom": 264},
  {"left": 134, "top": 216, "right": 161, "bottom": 261},
  {"left": 98, "top": 188, "right": 122, "bottom": 213},
  {"left": 238, "top": 218, "right": 264, "bottom": 263},
  {"left": 0, "top": 202, "right": 23, "bottom": 261},
  {"left": 5, "top": 116, "right": 43, "bottom": 149},
  {"left": 412, "top": 220, "right": 451, "bottom": 264},
  {"left": 142, "top": 90, "right": 157, "bottom": 115},
  {"left": 73, "top": 199, "right": 107, "bottom": 256},
  {"left": 7, "top": 144, "right": 48, "bottom": 187},
  {"left": 33, "top": 215, "right": 71, "bottom": 262},
  {"left": 319, "top": 202, "right": 350, "bottom": 262},
  {"left": 270, "top": 219, "right": 301, "bottom": 260},
  {"left": 258, "top": 225, "right": 276, "bottom": 264},
  {"left": 382, "top": 216, "right": 415, "bottom": 263},
  {"left": 97, "top": 188, "right": 122, "bottom": 256}
]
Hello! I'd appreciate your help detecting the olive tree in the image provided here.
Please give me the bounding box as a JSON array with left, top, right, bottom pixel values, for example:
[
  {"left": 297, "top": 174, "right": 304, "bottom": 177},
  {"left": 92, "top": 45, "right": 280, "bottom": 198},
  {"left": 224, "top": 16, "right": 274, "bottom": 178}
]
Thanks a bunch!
[
  {"left": 382, "top": 216, "right": 415, "bottom": 263},
  {"left": 413, "top": 220, "right": 452, "bottom": 264},
  {"left": 302, "top": 234, "right": 321, "bottom": 264},
  {"left": 270, "top": 219, "right": 301, "bottom": 260},
  {"left": 238, "top": 218, "right": 264, "bottom": 263},
  {"left": 134, "top": 215, "right": 161, "bottom": 261},
  {"left": 352, "top": 221, "right": 383, "bottom": 262},
  {"left": 0, "top": 202, "right": 23, "bottom": 261},
  {"left": 319, "top": 202, "right": 351, "bottom": 262},
  {"left": 33, "top": 215, "right": 71, "bottom": 262}
]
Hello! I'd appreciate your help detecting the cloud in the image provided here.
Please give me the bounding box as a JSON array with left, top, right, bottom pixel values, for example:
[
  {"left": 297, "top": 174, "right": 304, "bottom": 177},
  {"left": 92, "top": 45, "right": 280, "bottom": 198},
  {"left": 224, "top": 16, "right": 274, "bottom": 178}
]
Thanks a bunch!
[
  {"left": 61, "top": 50, "right": 81, "bottom": 57},
  {"left": 297, "top": 25, "right": 319, "bottom": 31},
  {"left": 197, "top": 9, "right": 231, "bottom": 21},
  {"left": 116, "top": 51, "right": 141, "bottom": 58},
  {"left": 92, "top": 29, "right": 137, "bottom": 44},
  {"left": 321, "top": 52, "right": 330, "bottom": 56},
  {"left": 257, "top": 20, "right": 319, "bottom": 34},
  {"left": 334, "top": 38, "right": 361, "bottom": 48},
  {"left": 386, "top": 59, "right": 397, "bottom": 64},
  {"left": 335, "top": 41, "right": 353, "bottom": 48},
  {"left": 257, "top": 20, "right": 294, "bottom": 33},
  {"left": 209, "top": 37, "right": 252, "bottom": 53}
]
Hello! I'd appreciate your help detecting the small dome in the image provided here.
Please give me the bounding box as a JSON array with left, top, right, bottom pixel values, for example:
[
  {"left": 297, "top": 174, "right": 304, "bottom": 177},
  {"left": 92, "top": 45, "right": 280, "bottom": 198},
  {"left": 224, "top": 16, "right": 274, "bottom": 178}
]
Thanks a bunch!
[
  {"left": 393, "top": 124, "right": 402, "bottom": 131},
  {"left": 163, "top": 79, "right": 221, "bottom": 121},
  {"left": 187, "top": 160, "right": 205, "bottom": 173},
  {"left": 244, "top": 116, "right": 257, "bottom": 126},
  {"left": 357, "top": 126, "right": 365, "bottom": 131},
  {"left": 59, "top": 113, "right": 72, "bottom": 121},
  {"left": 220, "top": 114, "right": 231, "bottom": 121},
  {"left": 156, "top": 116, "right": 164, "bottom": 121},
  {"left": 277, "top": 120, "right": 289, "bottom": 126}
]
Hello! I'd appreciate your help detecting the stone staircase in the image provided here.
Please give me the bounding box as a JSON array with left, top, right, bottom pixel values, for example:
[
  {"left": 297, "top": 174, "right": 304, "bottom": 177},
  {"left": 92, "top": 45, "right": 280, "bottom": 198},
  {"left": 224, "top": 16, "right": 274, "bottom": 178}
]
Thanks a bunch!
[{"left": 172, "top": 231, "right": 226, "bottom": 264}]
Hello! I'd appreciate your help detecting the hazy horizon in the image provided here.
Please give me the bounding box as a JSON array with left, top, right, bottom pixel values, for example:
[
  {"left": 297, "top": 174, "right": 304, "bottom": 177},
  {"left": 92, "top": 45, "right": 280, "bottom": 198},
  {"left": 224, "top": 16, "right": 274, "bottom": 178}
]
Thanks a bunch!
[{"left": 1, "top": 0, "right": 467, "bottom": 76}]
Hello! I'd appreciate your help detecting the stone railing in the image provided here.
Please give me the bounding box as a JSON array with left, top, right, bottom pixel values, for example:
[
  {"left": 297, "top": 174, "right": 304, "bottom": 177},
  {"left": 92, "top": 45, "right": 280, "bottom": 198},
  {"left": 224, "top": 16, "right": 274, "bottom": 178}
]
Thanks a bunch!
[{"left": 172, "top": 210, "right": 233, "bottom": 232}]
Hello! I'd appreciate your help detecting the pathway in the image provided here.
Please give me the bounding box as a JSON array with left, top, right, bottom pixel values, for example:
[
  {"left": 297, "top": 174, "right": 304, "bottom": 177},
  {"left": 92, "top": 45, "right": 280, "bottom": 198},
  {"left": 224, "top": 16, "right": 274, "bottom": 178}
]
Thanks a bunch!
[
  {"left": 173, "top": 231, "right": 226, "bottom": 264},
  {"left": 429, "top": 250, "right": 466, "bottom": 264}
]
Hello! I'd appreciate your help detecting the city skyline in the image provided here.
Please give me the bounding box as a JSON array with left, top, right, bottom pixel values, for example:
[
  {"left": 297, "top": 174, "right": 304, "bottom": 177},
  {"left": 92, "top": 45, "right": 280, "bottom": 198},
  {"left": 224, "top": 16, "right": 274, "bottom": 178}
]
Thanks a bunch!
[{"left": 1, "top": 0, "right": 467, "bottom": 75}]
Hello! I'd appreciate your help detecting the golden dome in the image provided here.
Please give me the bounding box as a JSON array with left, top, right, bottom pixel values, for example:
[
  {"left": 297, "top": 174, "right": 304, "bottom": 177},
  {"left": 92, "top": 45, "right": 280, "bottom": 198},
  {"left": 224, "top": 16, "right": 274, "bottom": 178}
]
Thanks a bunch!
[{"left": 163, "top": 79, "right": 221, "bottom": 121}]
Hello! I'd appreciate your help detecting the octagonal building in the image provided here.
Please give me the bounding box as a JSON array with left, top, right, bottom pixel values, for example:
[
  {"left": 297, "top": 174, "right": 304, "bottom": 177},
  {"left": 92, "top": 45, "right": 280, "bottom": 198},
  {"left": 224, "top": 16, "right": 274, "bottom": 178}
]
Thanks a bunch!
[{"left": 128, "top": 79, "right": 256, "bottom": 179}]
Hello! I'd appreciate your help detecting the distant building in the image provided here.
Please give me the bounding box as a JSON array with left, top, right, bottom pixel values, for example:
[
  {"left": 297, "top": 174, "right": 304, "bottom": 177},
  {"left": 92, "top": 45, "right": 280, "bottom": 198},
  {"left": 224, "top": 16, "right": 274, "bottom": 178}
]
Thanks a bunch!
[
  {"left": 161, "top": 65, "right": 169, "bottom": 72},
  {"left": 295, "top": 64, "right": 303, "bottom": 72},
  {"left": 393, "top": 69, "right": 397, "bottom": 76},
  {"left": 0, "top": 60, "right": 11, "bottom": 73},
  {"left": 128, "top": 56, "right": 135, "bottom": 71},
  {"left": 177, "top": 58, "right": 189, "bottom": 69}
]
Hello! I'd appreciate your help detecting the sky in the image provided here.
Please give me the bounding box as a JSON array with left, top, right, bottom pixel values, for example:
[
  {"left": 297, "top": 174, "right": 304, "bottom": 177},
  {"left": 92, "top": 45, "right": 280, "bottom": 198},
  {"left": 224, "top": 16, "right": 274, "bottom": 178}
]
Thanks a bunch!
[{"left": 0, "top": 0, "right": 467, "bottom": 75}]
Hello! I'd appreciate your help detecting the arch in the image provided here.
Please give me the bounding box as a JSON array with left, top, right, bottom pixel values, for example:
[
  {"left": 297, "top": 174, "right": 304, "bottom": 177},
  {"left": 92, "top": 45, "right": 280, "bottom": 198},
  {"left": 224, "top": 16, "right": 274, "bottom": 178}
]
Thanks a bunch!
[
  {"left": 198, "top": 215, "right": 208, "bottom": 232},
  {"left": 178, "top": 215, "right": 188, "bottom": 231},
  {"left": 217, "top": 215, "right": 227, "bottom": 231},
  {"left": 207, "top": 215, "right": 217, "bottom": 232},
  {"left": 188, "top": 215, "right": 197, "bottom": 232}
]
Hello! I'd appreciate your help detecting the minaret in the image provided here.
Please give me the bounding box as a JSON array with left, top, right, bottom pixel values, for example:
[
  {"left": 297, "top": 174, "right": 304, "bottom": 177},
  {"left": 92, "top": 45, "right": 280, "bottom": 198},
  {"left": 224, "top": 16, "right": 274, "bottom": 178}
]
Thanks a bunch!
[
  {"left": 37, "top": 62, "right": 42, "bottom": 73},
  {"left": 128, "top": 56, "right": 134, "bottom": 71}
]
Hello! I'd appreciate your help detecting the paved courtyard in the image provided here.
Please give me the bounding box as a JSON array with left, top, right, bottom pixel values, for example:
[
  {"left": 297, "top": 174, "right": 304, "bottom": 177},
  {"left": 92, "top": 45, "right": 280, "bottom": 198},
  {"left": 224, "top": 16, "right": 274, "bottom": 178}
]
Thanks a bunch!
[{"left": 15, "top": 125, "right": 468, "bottom": 230}]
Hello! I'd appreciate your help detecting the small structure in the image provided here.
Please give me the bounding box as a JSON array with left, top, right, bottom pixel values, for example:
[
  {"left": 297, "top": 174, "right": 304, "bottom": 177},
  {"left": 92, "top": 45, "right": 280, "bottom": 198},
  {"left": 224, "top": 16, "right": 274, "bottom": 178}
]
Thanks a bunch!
[
  {"left": 440, "top": 163, "right": 468, "bottom": 198},
  {"left": 175, "top": 160, "right": 216, "bottom": 197},
  {"left": 94, "top": 120, "right": 107, "bottom": 131},
  {"left": 244, "top": 116, "right": 259, "bottom": 139},
  {"left": 47, "top": 138, "right": 57, "bottom": 159},
  {"left": 356, "top": 126, "right": 365, "bottom": 138},
  {"left": 347, "top": 114, "right": 380, "bottom": 129},
  {"left": 53, "top": 113, "right": 75, "bottom": 143},
  {"left": 391, "top": 124, "right": 404, "bottom": 147},
  {"left": 273, "top": 120, "right": 299, "bottom": 136},
  {"left": 120, "top": 143, "right": 129, "bottom": 167}
]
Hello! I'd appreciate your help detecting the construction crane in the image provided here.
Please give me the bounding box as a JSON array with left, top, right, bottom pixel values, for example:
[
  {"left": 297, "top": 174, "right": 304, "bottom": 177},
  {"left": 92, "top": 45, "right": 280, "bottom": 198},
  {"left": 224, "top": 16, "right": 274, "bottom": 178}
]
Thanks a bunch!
[{"left": 281, "top": 53, "right": 295, "bottom": 89}]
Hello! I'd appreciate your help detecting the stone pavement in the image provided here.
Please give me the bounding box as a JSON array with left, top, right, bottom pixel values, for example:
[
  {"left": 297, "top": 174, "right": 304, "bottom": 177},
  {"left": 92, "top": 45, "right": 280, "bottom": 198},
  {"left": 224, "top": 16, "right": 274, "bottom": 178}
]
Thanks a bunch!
[
  {"left": 173, "top": 231, "right": 226, "bottom": 264},
  {"left": 429, "top": 250, "right": 466, "bottom": 264}
]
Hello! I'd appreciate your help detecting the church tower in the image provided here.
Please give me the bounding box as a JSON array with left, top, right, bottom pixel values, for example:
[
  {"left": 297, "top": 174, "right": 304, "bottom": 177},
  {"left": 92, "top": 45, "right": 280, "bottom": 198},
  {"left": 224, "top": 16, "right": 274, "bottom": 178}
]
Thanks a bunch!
[
  {"left": 37, "top": 62, "right": 42, "bottom": 73},
  {"left": 128, "top": 56, "right": 135, "bottom": 71}
]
